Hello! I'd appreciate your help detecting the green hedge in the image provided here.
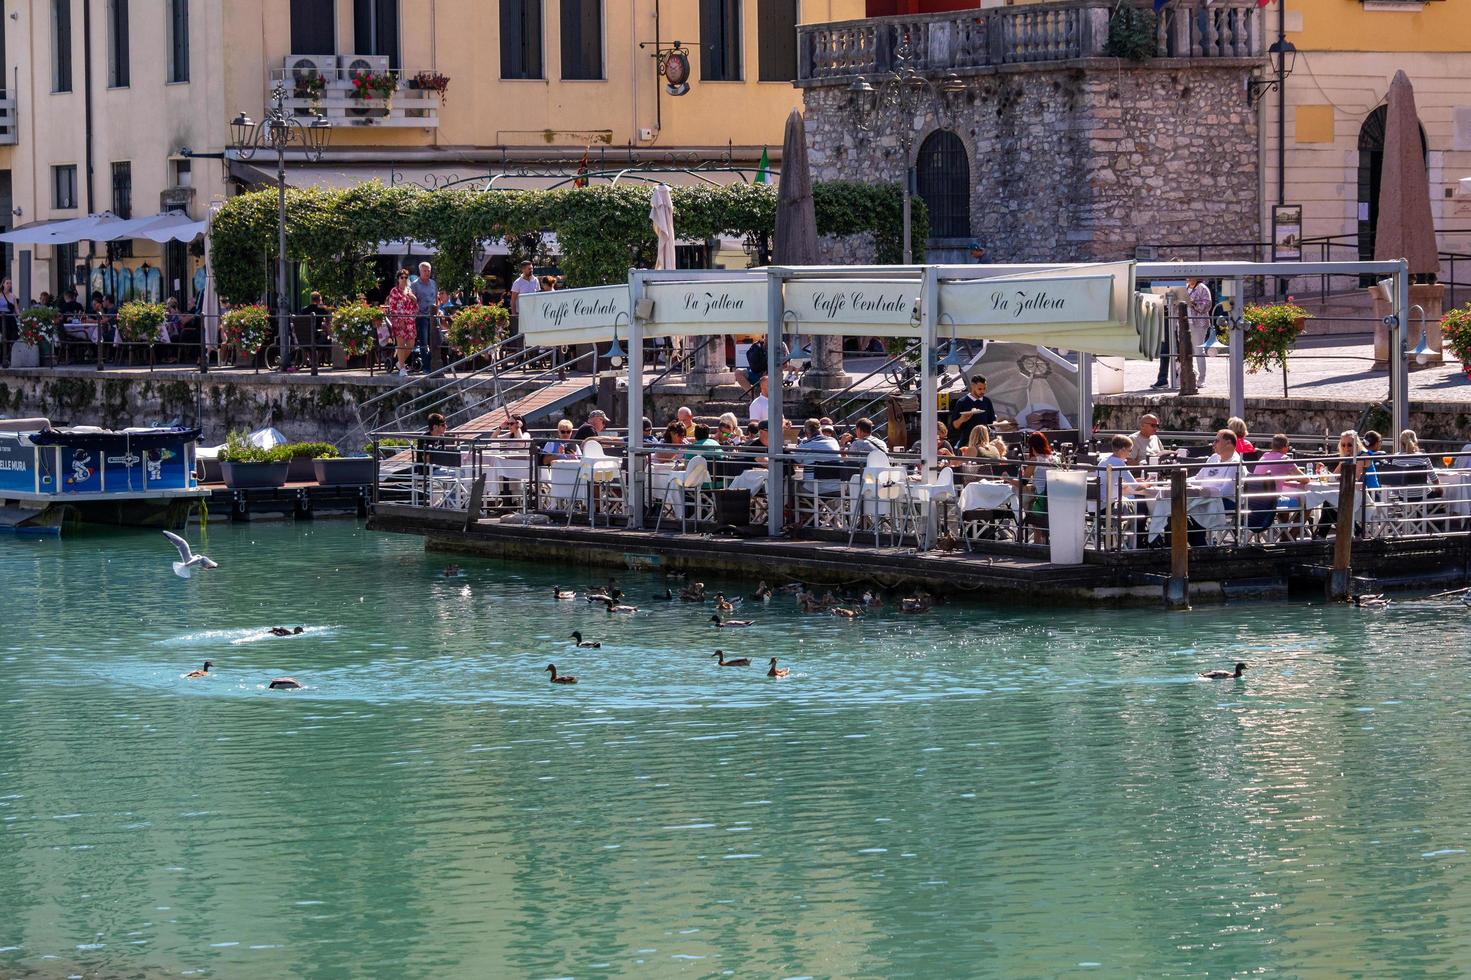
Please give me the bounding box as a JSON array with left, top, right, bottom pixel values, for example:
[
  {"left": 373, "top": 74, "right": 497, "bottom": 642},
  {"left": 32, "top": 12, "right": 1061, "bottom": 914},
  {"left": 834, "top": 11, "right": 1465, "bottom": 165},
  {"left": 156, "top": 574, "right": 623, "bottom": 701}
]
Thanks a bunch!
[{"left": 210, "top": 181, "right": 928, "bottom": 302}]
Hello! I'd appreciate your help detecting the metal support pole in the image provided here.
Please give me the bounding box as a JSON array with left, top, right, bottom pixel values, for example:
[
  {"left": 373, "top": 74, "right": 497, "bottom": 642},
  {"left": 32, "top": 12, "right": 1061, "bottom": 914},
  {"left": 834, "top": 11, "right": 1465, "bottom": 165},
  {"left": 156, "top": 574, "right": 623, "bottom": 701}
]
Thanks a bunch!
[
  {"left": 1077, "top": 352, "right": 1094, "bottom": 443},
  {"left": 902, "top": 168, "right": 914, "bottom": 266},
  {"left": 1228, "top": 310, "right": 1245, "bottom": 422},
  {"left": 919, "top": 266, "right": 938, "bottom": 477},
  {"left": 1392, "top": 261, "right": 1410, "bottom": 438},
  {"left": 626, "top": 272, "right": 646, "bottom": 529},
  {"left": 276, "top": 143, "right": 290, "bottom": 371},
  {"left": 766, "top": 270, "right": 786, "bottom": 538}
]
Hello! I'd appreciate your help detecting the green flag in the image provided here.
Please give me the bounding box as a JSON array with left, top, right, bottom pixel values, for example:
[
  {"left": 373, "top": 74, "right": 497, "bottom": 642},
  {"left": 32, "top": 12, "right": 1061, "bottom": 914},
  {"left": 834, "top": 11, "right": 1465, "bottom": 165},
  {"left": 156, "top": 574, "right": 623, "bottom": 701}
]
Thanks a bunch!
[{"left": 755, "top": 146, "right": 770, "bottom": 184}]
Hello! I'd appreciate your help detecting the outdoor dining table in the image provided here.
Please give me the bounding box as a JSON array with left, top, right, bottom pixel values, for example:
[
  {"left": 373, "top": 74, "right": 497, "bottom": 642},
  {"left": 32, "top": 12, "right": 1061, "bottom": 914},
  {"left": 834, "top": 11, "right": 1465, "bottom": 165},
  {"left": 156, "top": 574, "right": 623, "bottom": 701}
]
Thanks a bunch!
[
  {"left": 1142, "top": 481, "right": 1229, "bottom": 540},
  {"left": 480, "top": 452, "right": 533, "bottom": 498},
  {"left": 1436, "top": 467, "right": 1471, "bottom": 520}
]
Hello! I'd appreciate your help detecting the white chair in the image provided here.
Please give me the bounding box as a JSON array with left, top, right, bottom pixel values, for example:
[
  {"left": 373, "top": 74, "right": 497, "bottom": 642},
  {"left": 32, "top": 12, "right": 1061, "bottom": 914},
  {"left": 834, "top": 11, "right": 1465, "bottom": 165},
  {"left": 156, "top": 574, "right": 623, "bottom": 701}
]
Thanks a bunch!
[
  {"left": 566, "top": 438, "right": 625, "bottom": 527},
  {"left": 654, "top": 454, "right": 712, "bottom": 533},
  {"left": 865, "top": 448, "right": 891, "bottom": 469},
  {"left": 848, "top": 465, "right": 908, "bottom": 547},
  {"left": 904, "top": 465, "right": 957, "bottom": 549}
]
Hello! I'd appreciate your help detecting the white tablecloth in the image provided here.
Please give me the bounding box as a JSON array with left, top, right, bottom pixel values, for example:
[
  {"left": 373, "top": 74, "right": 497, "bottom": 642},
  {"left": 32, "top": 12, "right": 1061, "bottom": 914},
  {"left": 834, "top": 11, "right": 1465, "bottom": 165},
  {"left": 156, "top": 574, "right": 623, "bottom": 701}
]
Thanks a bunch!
[
  {"left": 958, "top": 480, "right": 1016, "bottom": 513},
  {"left": 482, "top": 453, "right": 533, "bottom": 495},
  {"left": 1143, "top": 484, "right": 1228, "bottom": 539},
  {"left": 1438, "top": 469, "right": 1471, "bottom": 518},
  {"left": 729, "top": 468, "right": 769, "bottom": 494}
]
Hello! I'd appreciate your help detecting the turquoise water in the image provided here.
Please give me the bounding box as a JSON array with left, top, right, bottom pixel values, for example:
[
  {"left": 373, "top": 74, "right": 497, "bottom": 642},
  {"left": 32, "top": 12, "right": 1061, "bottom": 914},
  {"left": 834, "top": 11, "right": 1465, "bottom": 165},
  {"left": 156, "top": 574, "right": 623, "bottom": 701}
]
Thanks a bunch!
[{"left": 3, "top": 522, "right": 1471, "bottom": 977}]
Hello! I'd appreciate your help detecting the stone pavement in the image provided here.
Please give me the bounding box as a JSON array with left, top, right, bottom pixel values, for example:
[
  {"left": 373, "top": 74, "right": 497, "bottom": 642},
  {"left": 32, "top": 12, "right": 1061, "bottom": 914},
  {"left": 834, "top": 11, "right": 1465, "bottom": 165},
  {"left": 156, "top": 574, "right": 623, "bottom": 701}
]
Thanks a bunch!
[{"left": 1106, "top": 334, "right": 1471, "bottom": 406}]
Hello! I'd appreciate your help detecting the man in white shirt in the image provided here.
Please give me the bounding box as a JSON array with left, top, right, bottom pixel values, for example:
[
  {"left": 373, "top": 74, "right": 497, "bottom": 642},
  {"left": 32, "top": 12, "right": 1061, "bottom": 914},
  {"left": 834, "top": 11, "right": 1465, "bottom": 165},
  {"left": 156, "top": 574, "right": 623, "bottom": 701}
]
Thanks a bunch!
[
  {"left": 1125, "top": 413, "right": 1165, "bottom": 465},
  {"left": 748, "top": 375, "right": 769, "bottom": 423},
  {"left": 509, "top": 261, "right": 540, "bottom": 315},
  {"left": 1195, "top": 429, "right": 1241, "bottom": 505}
]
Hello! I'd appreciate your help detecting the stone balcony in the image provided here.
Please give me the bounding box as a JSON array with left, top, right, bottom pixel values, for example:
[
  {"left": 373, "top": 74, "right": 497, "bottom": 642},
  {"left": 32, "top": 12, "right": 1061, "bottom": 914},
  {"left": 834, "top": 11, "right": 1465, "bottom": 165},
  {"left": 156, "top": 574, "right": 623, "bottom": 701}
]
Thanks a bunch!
[
  {"left": 271, "top": 57, "right": 440, "bottom": 130},
  {"left": 0, "top": 90, "right": 17, "bottom": 145},
  {"left": 797, "top": 0, "right": 1265, "bottom": 85}
]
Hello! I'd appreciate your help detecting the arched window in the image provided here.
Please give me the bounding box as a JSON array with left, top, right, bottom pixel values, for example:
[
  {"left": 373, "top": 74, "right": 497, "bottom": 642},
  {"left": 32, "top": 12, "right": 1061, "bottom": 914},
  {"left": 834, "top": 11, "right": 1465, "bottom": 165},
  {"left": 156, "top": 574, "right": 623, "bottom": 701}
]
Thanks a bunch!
[
  {"left": 1357, "top": 105, "right": 1428, "bottom": 263},
  {"left": 915, "top": 130, "right": 971, "bottom": 240}
]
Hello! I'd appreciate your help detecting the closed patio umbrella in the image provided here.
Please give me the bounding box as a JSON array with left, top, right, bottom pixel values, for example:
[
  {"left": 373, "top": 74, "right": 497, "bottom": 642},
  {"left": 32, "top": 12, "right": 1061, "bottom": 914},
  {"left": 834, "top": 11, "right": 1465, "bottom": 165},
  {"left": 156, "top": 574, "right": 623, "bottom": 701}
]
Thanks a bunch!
[
  {"left": 774, "top": 109, "right": 845, "bottom": 390},
  {"left": 1374, "top": 70, "right": 1442, "bottom": 363},
  {"left": 650, "top": 184, "right": 676, "bottom": 271}
]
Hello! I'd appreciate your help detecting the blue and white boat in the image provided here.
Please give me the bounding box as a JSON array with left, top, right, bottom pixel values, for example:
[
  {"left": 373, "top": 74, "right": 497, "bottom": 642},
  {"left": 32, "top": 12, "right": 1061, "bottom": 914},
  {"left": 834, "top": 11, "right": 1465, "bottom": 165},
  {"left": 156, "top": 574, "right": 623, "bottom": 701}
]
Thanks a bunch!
[{"left": 0, "top": 419, "right": 206, "bottom": 534}]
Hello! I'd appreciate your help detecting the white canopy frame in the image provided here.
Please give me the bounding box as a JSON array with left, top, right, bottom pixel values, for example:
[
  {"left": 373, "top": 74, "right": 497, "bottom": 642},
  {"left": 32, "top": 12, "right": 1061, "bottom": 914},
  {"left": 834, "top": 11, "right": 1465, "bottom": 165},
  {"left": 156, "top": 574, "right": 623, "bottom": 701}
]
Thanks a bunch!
[{"left": 520, "top": 258, "right": 1413, "bottom": 536}]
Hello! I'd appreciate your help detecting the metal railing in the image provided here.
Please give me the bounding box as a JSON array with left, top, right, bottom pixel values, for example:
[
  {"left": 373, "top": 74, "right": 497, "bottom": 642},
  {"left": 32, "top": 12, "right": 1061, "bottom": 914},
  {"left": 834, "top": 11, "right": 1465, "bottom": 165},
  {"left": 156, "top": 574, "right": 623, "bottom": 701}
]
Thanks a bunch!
[
  {"left": 797, "top": 0, "right": 1265, "bottom": 84},
  {"left": 270, "top": 60, "right": 440, "bottom": 129}
]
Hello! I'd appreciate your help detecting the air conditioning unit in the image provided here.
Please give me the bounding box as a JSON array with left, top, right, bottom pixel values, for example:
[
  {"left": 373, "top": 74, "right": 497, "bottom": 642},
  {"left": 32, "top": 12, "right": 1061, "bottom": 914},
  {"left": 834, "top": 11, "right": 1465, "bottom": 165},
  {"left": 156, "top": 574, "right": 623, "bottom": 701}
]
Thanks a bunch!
[
  {"left": 285, "top": 54, "right": 338, "bottom": 82},
  {"left": 342, "top": 54, "right": 390, "bottom": 81}
]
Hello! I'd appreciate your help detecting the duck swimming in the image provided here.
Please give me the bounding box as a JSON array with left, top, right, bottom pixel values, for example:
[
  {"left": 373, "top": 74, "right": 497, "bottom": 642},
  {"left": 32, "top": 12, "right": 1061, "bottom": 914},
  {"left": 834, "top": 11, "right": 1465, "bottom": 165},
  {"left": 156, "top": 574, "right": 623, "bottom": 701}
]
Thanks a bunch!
[
  {"left": 830, "top": 606, "right": 861, "bottom": 619},
  {"left": 546, "top": 663, "right": 578, "bottom": 684},
  {"left": 751, "top": 581, "right": 773, "bottom": 603},
  {"left": 901, "top": 594, "right": 933, "bottom": 614},
  {"left": 268, "top": 677, "right": 303, "bottom": 690},
  {"left": 767, "top": 657, "right": 790, "bottom": 678},
  {"left": 554, "top": 588, "right": 577, "bottom": 600},
  {"left": 183, "top": 660, "right": 213, "bottom": 679},
  {"left": 268, "top": 626, "right": 305, "bottom": 637},
  {"left": 861, "top": 590, "right": 884, "bottom": 608},
  {"left": 570, "top": 631, "right": 601, "bottom": 649},
  {"left": 710, "top": 614, "right": 754, "bottom": 628},
  {"left": 712, "top": 650, "right": 751, "bottom": 667},
  {"left": 1200, "top": 662, "right": 1247, "bottom": 680},
  {"left": 1352, "top": 593, "right": 1391, "bottom": 609},
  {"left": 605, "top": 602, "right": 638, "bottom": 614},
  {"left": 713, "top": 594, "right": 736, "bottom": 614},
  {"left": 680, "top": 582, "right": 706, "bottom": 602}
]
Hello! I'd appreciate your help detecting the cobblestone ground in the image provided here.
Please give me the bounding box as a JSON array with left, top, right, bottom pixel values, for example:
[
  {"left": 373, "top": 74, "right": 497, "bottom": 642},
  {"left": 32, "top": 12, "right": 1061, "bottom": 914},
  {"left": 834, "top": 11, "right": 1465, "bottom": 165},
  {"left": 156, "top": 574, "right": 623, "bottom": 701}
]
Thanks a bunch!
[{"left": 1111, "top": 335, "right": 1471, "bottom": 405}]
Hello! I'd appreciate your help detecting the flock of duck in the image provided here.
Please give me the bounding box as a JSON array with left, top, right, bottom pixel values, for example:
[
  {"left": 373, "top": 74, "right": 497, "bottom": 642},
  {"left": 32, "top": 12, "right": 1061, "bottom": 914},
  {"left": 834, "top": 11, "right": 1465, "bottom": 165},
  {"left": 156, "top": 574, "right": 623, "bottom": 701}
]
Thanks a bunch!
[{"left": 540, "top": 576, "right": 948, "bottom": 686}]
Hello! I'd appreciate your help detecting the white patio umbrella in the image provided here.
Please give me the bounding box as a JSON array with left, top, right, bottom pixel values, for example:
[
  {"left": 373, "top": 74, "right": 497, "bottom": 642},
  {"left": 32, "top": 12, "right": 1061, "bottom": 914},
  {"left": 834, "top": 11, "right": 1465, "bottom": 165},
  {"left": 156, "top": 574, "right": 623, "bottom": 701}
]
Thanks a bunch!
[
  {"left": 650, "top": 184, "right": 676, "bottom": 271},
  {"left": 202, "top": 201, "right": 222, "bottom": 354}
]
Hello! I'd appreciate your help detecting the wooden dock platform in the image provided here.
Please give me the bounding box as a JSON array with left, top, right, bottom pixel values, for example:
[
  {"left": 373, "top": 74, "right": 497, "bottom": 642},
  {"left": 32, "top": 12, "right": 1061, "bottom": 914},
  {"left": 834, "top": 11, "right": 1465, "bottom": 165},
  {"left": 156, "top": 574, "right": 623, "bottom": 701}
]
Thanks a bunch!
[
  {"left": 202, "top": 482, "right": 371, "bottom": 521},
  {"left": 369, "top": 503, "right": 1471, "bottom": 604}
]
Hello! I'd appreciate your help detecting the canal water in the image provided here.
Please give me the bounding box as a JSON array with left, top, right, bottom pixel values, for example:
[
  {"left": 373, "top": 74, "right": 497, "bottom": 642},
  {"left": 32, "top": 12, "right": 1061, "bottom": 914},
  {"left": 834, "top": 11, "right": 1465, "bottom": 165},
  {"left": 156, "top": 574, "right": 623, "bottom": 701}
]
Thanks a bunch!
[{"left": 2, "top": 522, "right": 1469, "bottom": 978}]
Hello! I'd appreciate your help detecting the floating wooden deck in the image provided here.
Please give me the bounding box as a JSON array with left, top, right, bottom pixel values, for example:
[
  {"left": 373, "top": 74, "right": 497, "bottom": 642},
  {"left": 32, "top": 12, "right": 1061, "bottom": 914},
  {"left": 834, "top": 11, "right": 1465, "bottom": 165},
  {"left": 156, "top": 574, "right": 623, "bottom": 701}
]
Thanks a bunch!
[
  {"left": 201, "top": 481, "right": 371, "bottom": 521},
  {"left": 369, "top": 502, "right": 1471, "bottom": 604}
]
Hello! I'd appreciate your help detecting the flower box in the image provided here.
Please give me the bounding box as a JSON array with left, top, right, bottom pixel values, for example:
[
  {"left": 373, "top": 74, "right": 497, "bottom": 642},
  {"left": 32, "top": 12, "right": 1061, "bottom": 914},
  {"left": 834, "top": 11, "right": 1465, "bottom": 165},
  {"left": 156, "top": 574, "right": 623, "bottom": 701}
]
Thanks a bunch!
[
  {"left": 313, "top": 457, "right": 377, "bottom": 486},
  {"left": 220, "top": 460, "right": 290, "bottom": 489}
]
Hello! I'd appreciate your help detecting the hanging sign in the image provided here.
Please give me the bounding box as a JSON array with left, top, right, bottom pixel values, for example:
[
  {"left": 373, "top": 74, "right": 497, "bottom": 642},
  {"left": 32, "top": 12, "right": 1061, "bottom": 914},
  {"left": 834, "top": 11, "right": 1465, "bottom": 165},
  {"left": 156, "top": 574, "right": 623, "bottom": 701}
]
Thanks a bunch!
[
  {"left": 939, "top": 274, "right": 1115, "bottom": 327},
  {"left": 783, "top": 280, "right": 919, "bottom": 336},
  {"left": 643, "top": 279, "right": 766, "bottom": 336},
  {"left": 518, "top": 285, "right": 629, "bottom": 347}
]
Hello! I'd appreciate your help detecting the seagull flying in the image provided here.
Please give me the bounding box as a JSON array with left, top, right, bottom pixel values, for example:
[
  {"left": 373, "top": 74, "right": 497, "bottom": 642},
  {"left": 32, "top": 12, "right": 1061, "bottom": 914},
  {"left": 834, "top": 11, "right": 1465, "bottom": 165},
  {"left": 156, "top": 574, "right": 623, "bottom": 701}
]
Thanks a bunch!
[{"left": 163, "top": 530, "right": 218, "bottom": 579}]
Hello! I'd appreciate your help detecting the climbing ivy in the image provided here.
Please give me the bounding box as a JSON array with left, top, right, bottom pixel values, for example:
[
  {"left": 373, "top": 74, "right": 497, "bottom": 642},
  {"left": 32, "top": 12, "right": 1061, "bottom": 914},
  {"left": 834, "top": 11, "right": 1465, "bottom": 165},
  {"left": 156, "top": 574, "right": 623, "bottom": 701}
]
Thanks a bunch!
[{"left": 211, "top": 181, "right": 928, "bottom": 303}]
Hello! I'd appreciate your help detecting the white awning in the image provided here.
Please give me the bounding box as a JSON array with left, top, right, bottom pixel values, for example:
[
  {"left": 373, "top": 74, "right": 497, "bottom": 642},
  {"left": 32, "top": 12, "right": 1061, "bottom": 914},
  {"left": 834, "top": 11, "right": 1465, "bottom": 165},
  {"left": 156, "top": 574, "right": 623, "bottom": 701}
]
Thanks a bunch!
[
  {"left": 94, "top": 211, "right": 205, "bottom": 243},
  {"left": 0, "top": 212, "right": 123, "bottom": 245}
]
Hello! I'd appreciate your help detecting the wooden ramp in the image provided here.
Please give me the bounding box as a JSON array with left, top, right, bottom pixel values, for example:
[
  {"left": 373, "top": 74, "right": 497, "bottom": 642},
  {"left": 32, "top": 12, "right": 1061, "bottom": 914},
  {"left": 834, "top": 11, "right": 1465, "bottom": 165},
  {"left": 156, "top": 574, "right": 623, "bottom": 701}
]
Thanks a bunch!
[{"left": 451, "top": 376, "right": 595, "bottom": 435}]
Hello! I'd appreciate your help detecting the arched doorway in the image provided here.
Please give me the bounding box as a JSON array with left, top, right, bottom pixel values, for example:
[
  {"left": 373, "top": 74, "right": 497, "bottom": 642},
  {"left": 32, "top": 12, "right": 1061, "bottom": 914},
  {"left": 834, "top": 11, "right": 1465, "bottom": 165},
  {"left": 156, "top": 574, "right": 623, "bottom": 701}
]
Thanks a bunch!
[
  {"left": 915, "top": 130, "right": 971, "bottom": 240},
  {"left": 1357, "top": 104, "right": 1429, "bottom": 262}
]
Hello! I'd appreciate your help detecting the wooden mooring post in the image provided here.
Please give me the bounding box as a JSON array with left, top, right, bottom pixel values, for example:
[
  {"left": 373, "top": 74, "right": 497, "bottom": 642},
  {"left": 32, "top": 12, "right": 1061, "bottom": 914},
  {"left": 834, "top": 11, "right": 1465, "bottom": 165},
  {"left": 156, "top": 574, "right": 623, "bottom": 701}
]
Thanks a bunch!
[
  {"left": 1165, "top": 467, "right": 1190, "bottom": 609},
  {"left": 1327, "top": 473, "right": 1356, "bottom": 601}
]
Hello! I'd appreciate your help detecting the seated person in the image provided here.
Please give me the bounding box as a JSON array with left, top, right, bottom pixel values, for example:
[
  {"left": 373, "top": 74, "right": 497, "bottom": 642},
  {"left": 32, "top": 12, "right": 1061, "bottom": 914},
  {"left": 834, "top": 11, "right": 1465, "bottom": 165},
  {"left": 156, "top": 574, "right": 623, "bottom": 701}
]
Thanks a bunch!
[
  {"left": 1097, "top": 434, "right": 1147, "bottom": 547},
  {"left": 573, "top": 409, "right": 621, "bottom": 449},
  {"left": 716, "top": 412, "right": 743, "bottom": 446},
  {"left": 1195, "top": 429, "right": 1243, "bottom": 508},
  {"left": 683, "top": 424, "right": 724, "bottom": 464},
  {"left": 540, "top": 420, "right": 582, "bottom": 467},
  {"left": 795, "top": 418, "right": 842, "bottom": 467},
  {"left": 840, "top": 417, "right": 888, "bottom": 459},
  {"left": 499, "top": 414, "right": 532, "bottom": 445},
  {"left": 655, "top": 422, "right": 688, "bottom": 463}
]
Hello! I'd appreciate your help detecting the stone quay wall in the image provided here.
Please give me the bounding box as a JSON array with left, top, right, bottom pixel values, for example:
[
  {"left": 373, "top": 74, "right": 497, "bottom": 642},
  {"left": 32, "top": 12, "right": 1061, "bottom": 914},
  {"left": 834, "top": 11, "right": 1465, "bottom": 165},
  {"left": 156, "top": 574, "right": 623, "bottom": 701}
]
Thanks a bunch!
[{"left": 803, "top": 61, "right": 1260, "bottom": 263}]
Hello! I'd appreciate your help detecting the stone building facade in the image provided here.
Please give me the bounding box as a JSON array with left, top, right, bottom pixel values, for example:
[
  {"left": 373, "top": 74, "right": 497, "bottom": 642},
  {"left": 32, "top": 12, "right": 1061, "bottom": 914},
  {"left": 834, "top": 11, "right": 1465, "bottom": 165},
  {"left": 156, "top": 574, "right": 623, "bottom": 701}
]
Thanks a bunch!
[{"left": 797, "top": 3, "right": 1266, "bottom": 264}]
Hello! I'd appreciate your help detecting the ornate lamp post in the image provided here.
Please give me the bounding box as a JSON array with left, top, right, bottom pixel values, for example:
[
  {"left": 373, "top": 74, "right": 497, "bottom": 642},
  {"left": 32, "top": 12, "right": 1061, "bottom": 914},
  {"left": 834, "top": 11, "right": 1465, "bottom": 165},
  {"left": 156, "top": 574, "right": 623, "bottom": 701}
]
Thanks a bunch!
[
  {"left": 849, "top": 39, "right": 964, "bottom": 265},
  {"left": 228, "top": 84, "right": 330, "bottom": 370}
]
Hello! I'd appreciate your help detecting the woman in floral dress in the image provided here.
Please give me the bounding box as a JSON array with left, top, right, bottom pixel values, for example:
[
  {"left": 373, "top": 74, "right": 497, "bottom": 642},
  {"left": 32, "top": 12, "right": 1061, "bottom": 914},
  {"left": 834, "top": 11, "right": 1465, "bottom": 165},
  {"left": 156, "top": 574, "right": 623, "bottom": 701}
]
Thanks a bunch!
[{"left": 386, "top": 269, "right": 419, "bottom": 377}]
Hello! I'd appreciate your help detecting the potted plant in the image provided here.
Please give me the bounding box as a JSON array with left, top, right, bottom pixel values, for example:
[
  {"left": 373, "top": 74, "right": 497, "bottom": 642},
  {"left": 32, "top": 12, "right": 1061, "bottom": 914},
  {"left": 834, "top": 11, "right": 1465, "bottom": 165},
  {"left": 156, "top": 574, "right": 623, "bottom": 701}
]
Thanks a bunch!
[
  {"left": 330, "top": 300, "right": 381, "bottom": 367},
  {"left": 17, "top": 306, "right": 60, "bottom": 366},
  {"left": 1242, "top": 302, "right": 1311, "bottom": 398},
  {"left": 221, "top": 304, "right": 274, "bottom": 364},
  {"left": 413, "top": 71, "right": 450, "bottom": 105},
  {"left": 218, "top": 431, "right": 291, "bottom": 489},
  {"left": 293, "top": 71, "right": 327, "bottom": 111},
  {"left": 350, "top": 71, "right": 396, "bottom": 116},
  {"left": 116, "top": 301, "right": 167, "bottom": 362},
  {"left": 314, "top": 451, "right": 377, "bottom": 485},
  {"left": 1441, "top": 304, "right": 1471, "bottom": 381},
  {"left": 280, "top": 441, "right": 340, "bottom": 483},
  {"left": 447, "top": 304, "right": 509, "bottom": 359}
]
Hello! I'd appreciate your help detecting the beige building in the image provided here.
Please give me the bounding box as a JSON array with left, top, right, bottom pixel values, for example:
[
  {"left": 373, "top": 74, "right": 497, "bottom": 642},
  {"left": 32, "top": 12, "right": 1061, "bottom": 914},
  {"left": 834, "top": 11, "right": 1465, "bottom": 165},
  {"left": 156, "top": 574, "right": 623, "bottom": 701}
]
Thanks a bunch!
[
  {"left": 2, "top": 0, "right": 861, "bottom": 302},
  {"left": 1267, "top": 0, "right": 1471, "bottom": 272}
]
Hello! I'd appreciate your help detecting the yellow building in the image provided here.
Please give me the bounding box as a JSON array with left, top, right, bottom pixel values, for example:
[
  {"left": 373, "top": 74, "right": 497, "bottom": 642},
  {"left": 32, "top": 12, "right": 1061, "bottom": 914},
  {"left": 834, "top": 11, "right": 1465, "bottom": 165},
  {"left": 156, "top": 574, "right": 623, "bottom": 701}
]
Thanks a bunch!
[
  {"left": 1270, "top": 0, "right": 1471, "bottom": 268},
  {"left": 1, "top": 0, "right": 861, "bottom": 302}
]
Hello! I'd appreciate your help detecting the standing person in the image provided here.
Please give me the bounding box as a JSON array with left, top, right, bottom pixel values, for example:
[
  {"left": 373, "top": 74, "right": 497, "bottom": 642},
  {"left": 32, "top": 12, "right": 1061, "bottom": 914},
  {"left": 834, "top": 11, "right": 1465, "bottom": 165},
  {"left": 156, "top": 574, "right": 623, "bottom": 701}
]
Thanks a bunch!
[
  {"left": 740, "top": 335, "right": 788, "bottom": 392},
  {"left": 1186, "top": 276, "right": 1212, "bottom": 386},
  {"left": 949, "top": 375, "right": 996, "bottom": 448},
  {"left": 748, "top": 375, "right": 770, "bottom": 423},
  {"left": 509, "top": 260, "right": 539, "bottom": 317},
  {"left": 299, "top": 291, "right": 332, "bottom": 366},
  {"left": 0, "top": 277, "right": 17, "bottom": 344},
  {"left": 386, "top": 269, "right": 419, "bottom": 377},
  {"left": 409, "top": 261, "right": 438, "bottom": 373}
]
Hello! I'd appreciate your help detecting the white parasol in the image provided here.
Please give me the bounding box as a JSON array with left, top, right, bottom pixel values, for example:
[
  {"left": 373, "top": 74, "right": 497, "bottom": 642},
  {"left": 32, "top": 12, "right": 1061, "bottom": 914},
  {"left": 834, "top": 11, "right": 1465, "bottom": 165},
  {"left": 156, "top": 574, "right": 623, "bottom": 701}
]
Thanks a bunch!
[{"left": 650, "top": 184, "right": 676, "bottom": 271}]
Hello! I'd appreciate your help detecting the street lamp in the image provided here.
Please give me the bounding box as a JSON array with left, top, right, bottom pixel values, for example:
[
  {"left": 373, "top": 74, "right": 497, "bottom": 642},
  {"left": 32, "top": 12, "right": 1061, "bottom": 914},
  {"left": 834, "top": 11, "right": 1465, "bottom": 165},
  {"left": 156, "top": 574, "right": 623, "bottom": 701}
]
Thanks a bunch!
[
  {"left": 850, "top": 37, "right": 964, "bottom": 264},
  {"left": 228, "top": 84, "right": 331, "bottom": 370}
]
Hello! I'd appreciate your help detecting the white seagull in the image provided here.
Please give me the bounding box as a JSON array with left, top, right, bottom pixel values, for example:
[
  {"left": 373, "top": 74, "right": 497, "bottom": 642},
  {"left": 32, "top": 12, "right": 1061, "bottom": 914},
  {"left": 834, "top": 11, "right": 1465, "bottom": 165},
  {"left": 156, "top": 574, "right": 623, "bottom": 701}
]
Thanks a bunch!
[{"left": 163, "top": 530, "right": 218, "bottom": 579}]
